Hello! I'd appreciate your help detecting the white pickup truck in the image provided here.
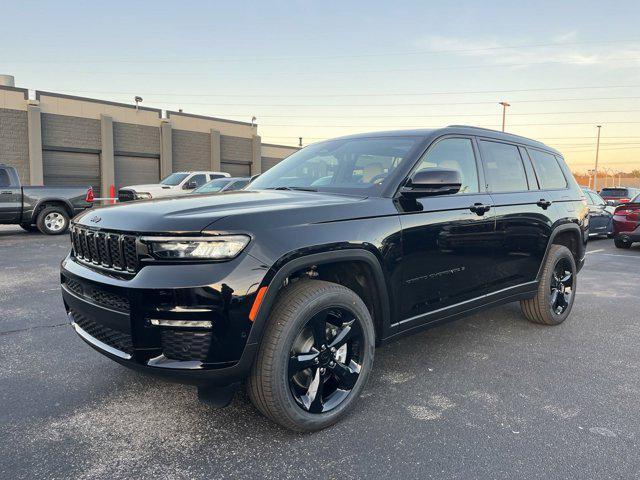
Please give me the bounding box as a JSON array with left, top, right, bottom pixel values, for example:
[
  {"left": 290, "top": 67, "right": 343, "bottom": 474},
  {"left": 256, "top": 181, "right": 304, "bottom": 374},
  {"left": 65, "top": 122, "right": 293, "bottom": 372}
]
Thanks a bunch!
[{"left": 118, "top": 171, "right": 230, "bottom": 202}]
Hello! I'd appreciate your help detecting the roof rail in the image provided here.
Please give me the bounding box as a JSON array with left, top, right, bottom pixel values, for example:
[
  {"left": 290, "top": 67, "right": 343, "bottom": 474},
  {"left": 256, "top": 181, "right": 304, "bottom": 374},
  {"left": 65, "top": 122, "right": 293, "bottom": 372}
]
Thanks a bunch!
[{"left": 446, "top": 124, "right": 547, "bottom": 144}]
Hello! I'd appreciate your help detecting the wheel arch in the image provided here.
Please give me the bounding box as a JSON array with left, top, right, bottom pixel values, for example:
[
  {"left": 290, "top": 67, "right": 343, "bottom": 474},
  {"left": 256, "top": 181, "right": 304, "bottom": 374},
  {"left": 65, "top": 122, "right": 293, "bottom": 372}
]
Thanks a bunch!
[
  {"left": 33, "top": 198, "right": 75, "bottom": 220},
  {"left": 247, "top": 249, "right": 392, "bottom": 348},
  {"left": 537, "top": 223, "right": 584, "bottom": 280}
]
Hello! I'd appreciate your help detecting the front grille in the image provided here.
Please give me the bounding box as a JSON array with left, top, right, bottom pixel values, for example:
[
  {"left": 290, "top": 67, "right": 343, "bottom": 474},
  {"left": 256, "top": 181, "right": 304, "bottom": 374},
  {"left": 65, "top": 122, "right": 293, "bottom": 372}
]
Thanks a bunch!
[
  {"left": 161, "top": 330, "right": 212, "bottom": 361},
  {"left": 64, "top": 277, "right": 130, "bottom": 312},
  {"left": 72, "top": 309, "right": 133, "bottom": 354},
  {"left": 118, "top": 189, "right": 136, "bottom": 202},
  {"left": 71, "top": 227, "right": 138, "bottom": 273}
]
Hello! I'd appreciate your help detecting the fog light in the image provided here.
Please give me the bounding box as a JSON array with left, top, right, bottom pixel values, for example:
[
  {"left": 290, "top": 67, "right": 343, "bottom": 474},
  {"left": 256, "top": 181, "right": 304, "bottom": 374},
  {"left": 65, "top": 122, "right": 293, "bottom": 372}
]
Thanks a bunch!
[{"left": 150, "top": 319, "right": 213, "bottom": 329}]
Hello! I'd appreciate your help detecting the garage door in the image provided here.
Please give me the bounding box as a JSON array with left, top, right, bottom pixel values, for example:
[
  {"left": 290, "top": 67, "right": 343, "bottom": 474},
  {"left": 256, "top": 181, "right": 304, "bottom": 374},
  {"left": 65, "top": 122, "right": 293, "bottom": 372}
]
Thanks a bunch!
[
  {"left": 115, "top": 156, "right": 160, "bottom": 190},
  {"left": 221, "top": 162, "right": 251, "bottom": 177},
  {"left": 43, "top": 150, "right": 100, "bottom": 196}
]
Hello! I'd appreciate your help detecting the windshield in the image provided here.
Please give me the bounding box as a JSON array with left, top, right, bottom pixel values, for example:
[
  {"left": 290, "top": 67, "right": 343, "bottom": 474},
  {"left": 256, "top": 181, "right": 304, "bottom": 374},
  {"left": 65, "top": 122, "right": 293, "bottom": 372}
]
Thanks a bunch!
[
  {"left": 600, "top": 188, "right": 629, "bottom": 198},
  {"left": 160, "top": 173, "right": 189, "bottom": 186},
  {"left": 247, "top": 137, "right": 420, "bottom": 196},
  {"left": 194, "top": 178, "right": 231, "bottom": 194}
]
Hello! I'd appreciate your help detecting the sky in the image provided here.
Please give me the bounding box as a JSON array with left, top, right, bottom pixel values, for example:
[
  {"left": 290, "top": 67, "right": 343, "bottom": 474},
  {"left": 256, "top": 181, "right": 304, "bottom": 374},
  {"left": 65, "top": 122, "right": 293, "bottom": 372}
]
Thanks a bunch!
[{"left": 2, "top": 0, "right": 640, "bottom": 173}]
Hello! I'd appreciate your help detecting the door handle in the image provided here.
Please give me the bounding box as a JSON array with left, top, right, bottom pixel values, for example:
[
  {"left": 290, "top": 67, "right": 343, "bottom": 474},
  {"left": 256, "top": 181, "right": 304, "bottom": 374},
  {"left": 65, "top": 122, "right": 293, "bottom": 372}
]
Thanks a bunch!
[
  {"left": 469, "top": 203, "right": 491, "bottom": 216},
  {"left": 537, "top": 199, "right": 552, "bottom": 209}
]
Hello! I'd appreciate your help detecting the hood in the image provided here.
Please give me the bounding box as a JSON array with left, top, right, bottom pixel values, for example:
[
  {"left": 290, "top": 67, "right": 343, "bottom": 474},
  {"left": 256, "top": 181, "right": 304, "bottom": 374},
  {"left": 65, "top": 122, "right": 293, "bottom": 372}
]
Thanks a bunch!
[{"left": 74, "top": 190, "right": 368, "bottom": 233}]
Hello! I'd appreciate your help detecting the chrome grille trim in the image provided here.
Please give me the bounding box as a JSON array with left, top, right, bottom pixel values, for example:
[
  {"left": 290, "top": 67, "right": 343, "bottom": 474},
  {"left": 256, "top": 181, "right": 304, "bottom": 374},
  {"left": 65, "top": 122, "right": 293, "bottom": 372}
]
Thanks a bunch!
[{"left": 71, "top": 226, "right": 139, "bottom": 273}]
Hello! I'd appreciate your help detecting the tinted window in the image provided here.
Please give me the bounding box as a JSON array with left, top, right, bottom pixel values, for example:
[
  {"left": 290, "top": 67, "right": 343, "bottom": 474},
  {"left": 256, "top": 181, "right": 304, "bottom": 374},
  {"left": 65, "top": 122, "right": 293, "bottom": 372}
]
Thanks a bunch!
[
  {"left": 190, "top": 174, "right": 207, "bottom": 187},
  {"left": 225, "top": 179, "right": 249, "bottom": 191},
  {"left": 600, "top": 188, "right": 630, "bottom": 198},
  {"left": 582, "top": 191, "right": 595, "bottom": 205},
  {"left": 248, "top": 137, "right": 419, "bottom": 196},
  {"left": 591, "top": 192, "right": 607, "bottom": 205},
  {"left": 414, "top": 138, "right": 479, "bottom": 194},
  {"left": 0, "top": 169, "right": 10, "bottom": 187},
  {"left": 478, "top": 140, "right": 528, "bottom": 192},
  {"left": 528, "top": 149, "right": 567, "bottom": 189}
]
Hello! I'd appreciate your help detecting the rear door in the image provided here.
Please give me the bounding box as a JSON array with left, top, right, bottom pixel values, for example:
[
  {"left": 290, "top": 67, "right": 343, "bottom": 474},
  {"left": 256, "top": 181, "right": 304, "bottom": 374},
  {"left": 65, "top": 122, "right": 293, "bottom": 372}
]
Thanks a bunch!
[
  {"left": 585, "top": 191, "right": 609, "bottom": 233},
  {"left": 0, "top": 167, "right": 21, "bottom": 222},
  {"left": 478, "top": 139, "right": 552, "bottom": 291},
  {"left": 398, "top": 136, "right": 496, "bottom": 326}
]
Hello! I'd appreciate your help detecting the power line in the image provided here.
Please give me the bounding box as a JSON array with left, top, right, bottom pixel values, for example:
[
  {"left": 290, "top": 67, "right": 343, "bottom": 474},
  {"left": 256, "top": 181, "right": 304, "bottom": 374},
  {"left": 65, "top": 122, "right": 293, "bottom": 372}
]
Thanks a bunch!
[
  {"left": 8, "top": 38, "right": 639, "bottom": 63},
  {"left": 37, "top": 84, "right": 640, "bottom": 98}
]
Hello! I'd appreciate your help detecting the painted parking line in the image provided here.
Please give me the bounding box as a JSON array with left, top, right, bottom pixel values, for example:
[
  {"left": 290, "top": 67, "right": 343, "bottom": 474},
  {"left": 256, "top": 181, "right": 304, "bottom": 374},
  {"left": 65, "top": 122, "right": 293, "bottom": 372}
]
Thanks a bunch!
[{"left": 585, "top": 249, "right": 604, "bottom": 255}]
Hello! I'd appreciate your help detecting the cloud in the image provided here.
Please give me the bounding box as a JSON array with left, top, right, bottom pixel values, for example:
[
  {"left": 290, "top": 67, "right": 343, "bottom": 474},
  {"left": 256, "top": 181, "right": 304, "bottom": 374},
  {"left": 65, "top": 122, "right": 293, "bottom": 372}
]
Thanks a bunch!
[{"left": 412, "top": 35, "right": 640, "bottom": 69}]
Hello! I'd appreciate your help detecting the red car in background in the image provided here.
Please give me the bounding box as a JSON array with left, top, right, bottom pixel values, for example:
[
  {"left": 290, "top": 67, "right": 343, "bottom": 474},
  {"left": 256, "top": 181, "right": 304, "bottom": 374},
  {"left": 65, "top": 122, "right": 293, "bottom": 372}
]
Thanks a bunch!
[
  {"left": 600, "top": 187, "right": 640, "bottom": 206},
  {"left": 612, "top": 193, "right": 640, "bottom": 249}
]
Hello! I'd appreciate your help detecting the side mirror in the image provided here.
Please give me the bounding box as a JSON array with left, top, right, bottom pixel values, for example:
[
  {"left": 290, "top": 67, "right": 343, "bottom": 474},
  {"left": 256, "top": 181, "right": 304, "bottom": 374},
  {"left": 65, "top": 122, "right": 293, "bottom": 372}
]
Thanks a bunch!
[
  {"left": 401, "top": 168, "right": 462, "bottom": 197},
  {"left": 183, "top": 181, "right": 197, "bottom": 190}
]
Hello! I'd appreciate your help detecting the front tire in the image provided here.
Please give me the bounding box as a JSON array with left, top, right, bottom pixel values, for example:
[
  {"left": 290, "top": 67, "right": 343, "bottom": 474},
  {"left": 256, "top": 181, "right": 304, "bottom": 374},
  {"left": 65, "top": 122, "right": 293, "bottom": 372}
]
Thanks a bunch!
[
  {"left": 36, "top": 206, "right": 70, "bottom": 235},
  {"left": 520, "top": 245, "right": 576, "bottom": 325},
  {"left": 247, "top": 279, "right": 375, "bottom": 432}
]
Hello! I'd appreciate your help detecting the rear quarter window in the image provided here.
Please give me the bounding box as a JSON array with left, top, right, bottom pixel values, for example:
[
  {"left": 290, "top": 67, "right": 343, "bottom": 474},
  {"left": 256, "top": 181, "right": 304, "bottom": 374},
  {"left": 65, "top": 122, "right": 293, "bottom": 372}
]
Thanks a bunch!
[{"left": 528, "top": 149, "right": 567, "bottom": 189}]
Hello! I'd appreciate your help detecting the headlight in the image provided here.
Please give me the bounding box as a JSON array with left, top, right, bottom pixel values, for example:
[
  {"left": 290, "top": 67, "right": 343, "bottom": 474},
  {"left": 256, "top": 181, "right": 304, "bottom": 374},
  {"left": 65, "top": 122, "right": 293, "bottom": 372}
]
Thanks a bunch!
[
  {"left": 135, "top": 192, "right": 152, "bottom": 199},
  {"left": 142, "top": 235, "right": 250, "bottom": 260}
]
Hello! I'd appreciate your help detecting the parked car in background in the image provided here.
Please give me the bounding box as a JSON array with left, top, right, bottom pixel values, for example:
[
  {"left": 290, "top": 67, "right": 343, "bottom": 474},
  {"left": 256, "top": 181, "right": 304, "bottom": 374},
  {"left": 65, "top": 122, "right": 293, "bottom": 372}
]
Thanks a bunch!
[
  {"left": 61, "top": 126, "right": 588, "bottom": 431},
  {"left": 582, "top": 188, "right": 614, "bottom": 238},
  {"left": 118, "top": 171, "right": 230, "bottom": 202},
  {"left": 192, "top": 177, "right": 250, "bottom": 195},
  {"left": 612, "top": 193, "right": 640, "bottom": 248},
  {"left": 599, "top": 187, "right": 640, "bottom": 206},
  {"left": 0, "top": 164, "right": 93, "bottom": 234}
]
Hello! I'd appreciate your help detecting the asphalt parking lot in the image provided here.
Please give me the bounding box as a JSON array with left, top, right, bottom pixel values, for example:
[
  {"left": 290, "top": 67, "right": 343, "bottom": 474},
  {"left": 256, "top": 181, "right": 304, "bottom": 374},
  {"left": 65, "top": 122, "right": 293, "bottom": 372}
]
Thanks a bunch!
[{"left": 1, "top": 225, "right": 639, "bottom": 479}]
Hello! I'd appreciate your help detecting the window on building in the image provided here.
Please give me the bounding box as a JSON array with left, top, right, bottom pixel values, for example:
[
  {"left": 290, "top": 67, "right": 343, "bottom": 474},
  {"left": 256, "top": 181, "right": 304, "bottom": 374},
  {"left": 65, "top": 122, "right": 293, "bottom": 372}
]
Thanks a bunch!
[
  {"left": 479, "top": 140, "right": 528, "bottom": 192},
  {"left": 413, "top": 138, "right": 479, "bottom": 194}
]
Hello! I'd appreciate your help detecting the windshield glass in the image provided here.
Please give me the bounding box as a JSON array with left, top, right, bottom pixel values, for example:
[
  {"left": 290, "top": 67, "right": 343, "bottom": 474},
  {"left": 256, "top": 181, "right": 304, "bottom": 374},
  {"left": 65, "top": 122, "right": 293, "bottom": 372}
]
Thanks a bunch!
[
  {"left": 247, "top": 137, "right": 420, "bottom": 196},
  {"left": 194, "top": 178, "right": 231, "bottom": 193},
  {"left": 600, "top": 188, "right": 629, "bottom": 198},
  {"left": 160, "top": 173, "right": 189, "bottom": 186}
]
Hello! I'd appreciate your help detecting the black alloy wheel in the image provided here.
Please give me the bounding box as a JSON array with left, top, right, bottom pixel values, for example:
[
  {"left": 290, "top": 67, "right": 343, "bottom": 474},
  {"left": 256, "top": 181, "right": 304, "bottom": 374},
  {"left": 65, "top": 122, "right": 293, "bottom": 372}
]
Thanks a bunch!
[
  {"left": 549, "top": 258, "right": 574, "bottom": 316},
  {"left": 288, "top": 307, "right": 363, "bottom": 414}
]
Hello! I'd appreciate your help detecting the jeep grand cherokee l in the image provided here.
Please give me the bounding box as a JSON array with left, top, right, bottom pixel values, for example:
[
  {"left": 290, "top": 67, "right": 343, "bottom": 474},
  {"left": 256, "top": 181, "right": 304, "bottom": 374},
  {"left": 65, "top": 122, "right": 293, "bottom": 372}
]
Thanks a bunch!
[{"left": 61, "top": 126, "right": 588, "bottom": 432}]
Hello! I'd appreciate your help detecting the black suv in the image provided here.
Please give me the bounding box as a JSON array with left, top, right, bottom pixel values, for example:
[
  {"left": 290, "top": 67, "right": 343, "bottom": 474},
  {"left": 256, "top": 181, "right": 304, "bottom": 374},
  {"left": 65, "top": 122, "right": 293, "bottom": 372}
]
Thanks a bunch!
[{"left": 61, "top": 126, "right": 588, "bottom": 431}]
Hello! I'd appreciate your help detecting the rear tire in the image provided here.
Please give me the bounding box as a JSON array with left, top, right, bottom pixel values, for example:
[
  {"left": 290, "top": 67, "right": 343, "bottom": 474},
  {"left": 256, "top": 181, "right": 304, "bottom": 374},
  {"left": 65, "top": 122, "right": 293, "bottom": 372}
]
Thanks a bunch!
[
  {"left": 614, "top": 236, "right": 632, "bottom": 249},
  {"left": 520, "top": 245, "right": 576, "bottom": 326},
  {"left": 247, "top": 279, "right": 375, "bottom": 432},
  {"left": 36, "top": 206, "right": 70, "bottom": 235}
]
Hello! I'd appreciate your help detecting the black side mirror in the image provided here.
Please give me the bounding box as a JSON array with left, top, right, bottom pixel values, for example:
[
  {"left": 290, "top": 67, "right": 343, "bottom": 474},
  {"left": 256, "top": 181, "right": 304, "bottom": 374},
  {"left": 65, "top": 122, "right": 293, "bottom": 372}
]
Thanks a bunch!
[
  {"left": 401, "top": 168, "right": 462, "bottom": 197},
  {"left": 183, "top": 181, "right": 197, "bottom": 190}
]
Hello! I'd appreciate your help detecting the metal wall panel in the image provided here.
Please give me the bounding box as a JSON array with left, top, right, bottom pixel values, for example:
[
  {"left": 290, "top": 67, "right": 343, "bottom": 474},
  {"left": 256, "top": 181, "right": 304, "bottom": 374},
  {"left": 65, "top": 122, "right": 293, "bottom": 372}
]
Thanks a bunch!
[
  {"left": 221, "top": 162, "right": 251, "bottom": 177},
  {"left": 115, "top": 156, "right": 160, "bottom": 190},
  {"left": 261, "top": 156, "right": 283, "bottom": 172},
  {"left": 43, "top": 150, "right": 100, "bottom": 196}
]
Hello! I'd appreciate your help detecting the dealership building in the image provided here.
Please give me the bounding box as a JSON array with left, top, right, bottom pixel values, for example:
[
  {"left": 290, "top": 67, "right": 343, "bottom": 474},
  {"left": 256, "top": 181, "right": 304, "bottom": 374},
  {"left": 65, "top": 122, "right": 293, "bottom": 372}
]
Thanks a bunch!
[{"left": 0, "top": 77, "right": 298, "bottom": 196}]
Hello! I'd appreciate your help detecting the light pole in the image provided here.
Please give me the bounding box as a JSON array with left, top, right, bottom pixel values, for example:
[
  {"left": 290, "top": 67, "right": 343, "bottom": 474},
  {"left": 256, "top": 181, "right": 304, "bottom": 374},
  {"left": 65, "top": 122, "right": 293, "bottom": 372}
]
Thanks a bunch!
[
  {"left": 499, "top": 102, "right": 510, "bottom": 132},
  {"left": 593, "top": 125, "right": 602, "bottom": 191}
]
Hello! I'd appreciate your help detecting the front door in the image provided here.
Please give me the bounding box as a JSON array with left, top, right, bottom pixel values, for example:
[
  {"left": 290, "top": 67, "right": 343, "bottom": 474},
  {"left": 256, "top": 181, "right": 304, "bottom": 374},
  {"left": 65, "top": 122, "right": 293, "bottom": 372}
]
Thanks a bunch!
[
  {"left": 0, "top": 168, "right": 21, "bottom": 223},
  {"left": 585, "top": 190, "right": 611, "bottom": 234},
  {"left": 397, "top": 137, "right": 497, "bottom": 328}
]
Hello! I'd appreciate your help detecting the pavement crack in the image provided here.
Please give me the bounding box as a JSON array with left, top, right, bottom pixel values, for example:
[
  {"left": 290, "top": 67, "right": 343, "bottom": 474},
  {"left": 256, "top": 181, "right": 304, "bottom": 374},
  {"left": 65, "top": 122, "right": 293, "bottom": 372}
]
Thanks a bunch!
[{"left": 0, "top": 322, "right": 68, "bottom": 336}]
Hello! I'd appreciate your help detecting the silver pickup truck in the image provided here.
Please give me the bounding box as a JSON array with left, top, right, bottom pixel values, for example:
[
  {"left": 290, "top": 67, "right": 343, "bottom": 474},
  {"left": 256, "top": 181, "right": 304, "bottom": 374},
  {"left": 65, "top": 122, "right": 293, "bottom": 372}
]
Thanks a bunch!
[{"left": 0, "top": 165, "right": 93, "bottom": 234}]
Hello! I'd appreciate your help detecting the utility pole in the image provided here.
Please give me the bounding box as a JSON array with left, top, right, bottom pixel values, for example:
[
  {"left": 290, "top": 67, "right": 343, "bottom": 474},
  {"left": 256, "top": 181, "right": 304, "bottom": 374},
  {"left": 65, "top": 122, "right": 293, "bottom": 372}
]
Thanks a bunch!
[
  {"left": 593, "top": 125, "right": 602, "bottom": 191},
  {"left": 499, "top": 102, "right": 510, "bottom": 132}
]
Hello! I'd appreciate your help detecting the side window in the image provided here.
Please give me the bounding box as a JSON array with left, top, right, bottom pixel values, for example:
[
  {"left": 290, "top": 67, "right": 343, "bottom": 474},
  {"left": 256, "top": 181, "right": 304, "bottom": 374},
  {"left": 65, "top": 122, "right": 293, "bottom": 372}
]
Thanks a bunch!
[
  {"left": 478, "top": 140, "right": 528, "bottom": 192},
  {"left": 414, "top": 138, "right": 479, "bottom": 194},
  {"left": 0, "top": 169, "right": 10, "bottom": 187},
  {"left": 528, "top": 149, "right": 567, "bottom": 189},
  {"left": 584, "top": 192, "right": 595, "bottom": 205},
  {"left": 592, "top": 192, "right": 606, "bottom": 205},
  {"left": 190, "top": 174, "right": 207, "bottom": 187}
]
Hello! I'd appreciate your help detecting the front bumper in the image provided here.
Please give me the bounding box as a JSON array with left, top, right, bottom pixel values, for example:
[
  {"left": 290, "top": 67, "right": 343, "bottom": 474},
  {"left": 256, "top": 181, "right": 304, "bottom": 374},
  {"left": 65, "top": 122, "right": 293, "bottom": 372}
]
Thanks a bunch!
[{"left": 61, "top": 252, "right": 268, "bottom": 386}]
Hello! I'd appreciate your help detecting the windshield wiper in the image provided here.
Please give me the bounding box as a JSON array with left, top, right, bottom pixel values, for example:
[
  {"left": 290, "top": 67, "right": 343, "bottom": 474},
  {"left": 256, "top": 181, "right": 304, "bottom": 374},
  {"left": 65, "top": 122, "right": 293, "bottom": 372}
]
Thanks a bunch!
[{"left": 269, "top": 186, "right": 318, "bottom": 192}]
